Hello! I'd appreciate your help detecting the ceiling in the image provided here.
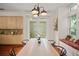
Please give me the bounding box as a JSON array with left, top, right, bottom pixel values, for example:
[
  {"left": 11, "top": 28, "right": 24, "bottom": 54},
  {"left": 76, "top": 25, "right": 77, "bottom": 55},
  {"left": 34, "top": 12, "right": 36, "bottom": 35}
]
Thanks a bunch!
[{"left": 0, "top": 3, "right": 75, "bottom": 12}]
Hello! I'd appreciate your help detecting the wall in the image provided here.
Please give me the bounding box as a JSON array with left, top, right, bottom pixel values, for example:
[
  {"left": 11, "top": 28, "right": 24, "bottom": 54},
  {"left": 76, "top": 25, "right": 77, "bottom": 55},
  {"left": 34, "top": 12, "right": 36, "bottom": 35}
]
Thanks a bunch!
[
  {"left": 76, "top": 5, "right": 79, "bottom": 39},
  {"left": 58, "top": 7, "right": 70, "bottom": 39},
  {"left": 0, "top": 11, "right": 25, "bottom": 16},
  {"left": 47, "top": 10, "right": 58, "bottom": 43},
  {"left": 47, "top": 7, "right": 70, "bottom": 45},
  {"left": 46, "top": 7, "right": 70, "bottom": 45},
  {"left": 23, "top": 15, "right": 30, "bottom": 40}
]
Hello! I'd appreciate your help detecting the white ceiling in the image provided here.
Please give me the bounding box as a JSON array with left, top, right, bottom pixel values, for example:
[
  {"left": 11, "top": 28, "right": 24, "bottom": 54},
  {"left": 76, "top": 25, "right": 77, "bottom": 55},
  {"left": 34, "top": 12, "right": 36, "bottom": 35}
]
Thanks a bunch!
[{"left": 0, "top": 3, "right": 75, "bottom": 12}]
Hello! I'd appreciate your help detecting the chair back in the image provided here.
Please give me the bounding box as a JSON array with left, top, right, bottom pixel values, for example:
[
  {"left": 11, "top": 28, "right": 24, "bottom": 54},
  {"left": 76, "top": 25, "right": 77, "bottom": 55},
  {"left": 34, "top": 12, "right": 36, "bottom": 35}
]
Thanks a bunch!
[
  {"left": 9, "top": 48, "right": 16, "bottom": 56},
  {"left": 56, "top": 46, "right": 67, "bottom": 56}
]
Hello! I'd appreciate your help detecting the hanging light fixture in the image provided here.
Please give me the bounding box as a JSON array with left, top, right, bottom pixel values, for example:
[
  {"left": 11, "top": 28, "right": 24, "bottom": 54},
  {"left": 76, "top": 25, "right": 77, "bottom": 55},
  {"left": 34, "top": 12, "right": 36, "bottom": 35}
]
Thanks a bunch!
[
  {"left": 32, "top": 4, "right": 47, "bottom": 17},
  {"left": 41, "top": 8, "right": 47, "bottom": 16},
  {"left": 32, "top": 6, "right": 38, "bottom": 15},
  {"left": 33, "top": 14, "right": 38, "bottom": 17}
]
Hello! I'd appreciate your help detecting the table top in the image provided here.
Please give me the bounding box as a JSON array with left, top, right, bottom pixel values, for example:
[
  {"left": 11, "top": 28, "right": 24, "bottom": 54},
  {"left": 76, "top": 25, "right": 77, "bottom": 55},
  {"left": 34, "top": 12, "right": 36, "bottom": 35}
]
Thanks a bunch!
[{"left": 17, "top": 39, "right": 59, "bottom": 56}]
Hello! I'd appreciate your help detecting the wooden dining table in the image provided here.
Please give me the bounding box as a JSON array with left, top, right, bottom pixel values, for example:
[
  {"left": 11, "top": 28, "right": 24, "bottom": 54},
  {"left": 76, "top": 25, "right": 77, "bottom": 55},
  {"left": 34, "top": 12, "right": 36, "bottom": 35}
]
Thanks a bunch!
[{"left": 17, "top": 39, "right": 59, "bottom": 56}]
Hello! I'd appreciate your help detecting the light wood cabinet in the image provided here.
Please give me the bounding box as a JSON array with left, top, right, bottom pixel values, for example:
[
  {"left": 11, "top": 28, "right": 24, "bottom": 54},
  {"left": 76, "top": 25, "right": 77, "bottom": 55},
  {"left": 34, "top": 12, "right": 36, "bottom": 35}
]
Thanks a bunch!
[
  {"left": 0, "top": 17, "right": 2, "bottom": 28},
  {"left": 0, "top": 16, "right": 23, "bottom": 29},
  {"left": 16, "top": 16, "right": 23, "bottom": 29},
  {"left": 0, "top": 35, "right": 23, "bottom": 44},
  {"left": 7, "top": 16, "right": 16, "bottom": 29},
  {"left": 0, "top": 17, "right": 7, "bottom": 29},
  {"left": 0, "top": 16, "right": 23, "bottom": 45}
]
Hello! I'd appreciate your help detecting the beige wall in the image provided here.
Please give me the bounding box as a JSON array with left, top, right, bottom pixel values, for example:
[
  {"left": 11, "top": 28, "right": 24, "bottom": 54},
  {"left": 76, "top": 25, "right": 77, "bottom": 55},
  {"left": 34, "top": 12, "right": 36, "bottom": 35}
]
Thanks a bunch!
[{"left": 0, "top": 16, "right": 23, "bottom": 45}]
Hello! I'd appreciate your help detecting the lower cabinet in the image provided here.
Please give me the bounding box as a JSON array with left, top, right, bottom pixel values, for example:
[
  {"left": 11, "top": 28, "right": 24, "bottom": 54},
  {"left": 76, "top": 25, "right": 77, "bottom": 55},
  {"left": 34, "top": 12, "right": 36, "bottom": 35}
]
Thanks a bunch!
[
  {"left": 59, "top": 41, "right": 79, "bottom": 56},
  {"left": 0, "top": 35, "right": 23, "bottom": 45}
]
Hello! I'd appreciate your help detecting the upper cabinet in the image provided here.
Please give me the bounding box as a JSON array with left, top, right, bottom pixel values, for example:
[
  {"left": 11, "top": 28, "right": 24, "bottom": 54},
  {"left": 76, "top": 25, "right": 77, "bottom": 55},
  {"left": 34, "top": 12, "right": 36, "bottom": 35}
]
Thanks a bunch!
[
  {"left": 7, "top": 16, "right": 16, "bottom": 29},
  {"left": 0, "top": 16, "right": 23, "bottom": 29},
  {"left": 0, "top": 17, "right": 7, "bottom": 29},
  {"left": 16, "top": 16, "right": 23, "bottom": 29}
]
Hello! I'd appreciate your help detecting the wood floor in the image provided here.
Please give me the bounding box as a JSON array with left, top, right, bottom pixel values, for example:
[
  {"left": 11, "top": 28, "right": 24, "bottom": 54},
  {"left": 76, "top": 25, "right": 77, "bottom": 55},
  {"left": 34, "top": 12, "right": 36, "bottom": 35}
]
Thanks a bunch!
[{"left": 0, "top": 45, "right": 24, "bottom": 56}]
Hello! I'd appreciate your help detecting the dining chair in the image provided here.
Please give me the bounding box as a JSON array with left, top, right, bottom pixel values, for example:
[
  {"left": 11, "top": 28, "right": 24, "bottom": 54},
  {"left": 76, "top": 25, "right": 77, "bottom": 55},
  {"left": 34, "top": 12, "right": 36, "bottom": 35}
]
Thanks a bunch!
[
  {"left": 9, "top": 48, "right": 16, "bottom": 56},
  {"left": 21, "top": 39, "right": 29, "bottom": 45},
  {"left": 56, "top": 46, "right": 67, "bottom": 56},
  {"left": 48, "top": 40, "right": 56, "bottom": 45}
]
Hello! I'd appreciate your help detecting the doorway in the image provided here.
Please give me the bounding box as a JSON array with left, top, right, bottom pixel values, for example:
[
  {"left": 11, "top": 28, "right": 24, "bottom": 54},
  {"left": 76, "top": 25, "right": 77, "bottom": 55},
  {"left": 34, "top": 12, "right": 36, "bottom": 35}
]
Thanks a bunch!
[{"left": 30, "top": 21, "right": 47, "bottom": 39}]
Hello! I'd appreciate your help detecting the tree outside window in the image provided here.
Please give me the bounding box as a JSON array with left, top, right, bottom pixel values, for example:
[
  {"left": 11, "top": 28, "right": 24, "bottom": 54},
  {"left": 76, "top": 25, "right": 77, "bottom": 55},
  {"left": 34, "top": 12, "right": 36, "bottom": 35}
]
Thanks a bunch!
[{"left": 70, "top": 15, "right": 77, "bottom": 39}]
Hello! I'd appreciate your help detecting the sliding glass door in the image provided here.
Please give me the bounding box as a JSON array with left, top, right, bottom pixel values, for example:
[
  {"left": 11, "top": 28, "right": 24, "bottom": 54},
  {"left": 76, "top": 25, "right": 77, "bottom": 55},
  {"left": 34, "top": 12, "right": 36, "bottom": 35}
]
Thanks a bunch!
[{"left": 30, "top": 21, "right": 46, "bottom": 38}]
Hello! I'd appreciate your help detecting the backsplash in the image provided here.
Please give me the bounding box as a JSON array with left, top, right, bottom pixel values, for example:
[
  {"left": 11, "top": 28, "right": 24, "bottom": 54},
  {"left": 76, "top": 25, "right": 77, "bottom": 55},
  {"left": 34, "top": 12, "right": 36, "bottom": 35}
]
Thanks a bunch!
[{"left": 0, "top": 29, "right": 23, "bottom": 35}]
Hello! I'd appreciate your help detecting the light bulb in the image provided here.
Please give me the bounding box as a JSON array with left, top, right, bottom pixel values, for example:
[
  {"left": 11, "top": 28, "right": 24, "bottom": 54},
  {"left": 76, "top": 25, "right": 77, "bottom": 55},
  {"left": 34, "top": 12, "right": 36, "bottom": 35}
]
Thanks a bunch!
[
  {"left": 32, "top": 7, "right": 38, "bottom": 15},
  {"left": 41, "top": 9, "right": 47, "bottom": 16},
  {"left": 33, "top": 14, "right": 38, "bottom": 17},
  {"left": 41, "top": 12, "right": 47, "bottom": 16}
]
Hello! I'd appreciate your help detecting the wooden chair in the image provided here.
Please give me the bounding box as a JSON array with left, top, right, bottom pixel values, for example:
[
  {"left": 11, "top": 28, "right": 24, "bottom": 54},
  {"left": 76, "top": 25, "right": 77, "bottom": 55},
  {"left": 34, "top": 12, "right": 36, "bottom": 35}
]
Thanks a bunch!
[
  {"left": 56, "top": 46, "right": 67, "bottom": 56},
  {"left": 9, "top": 48, "right": 16, "bottom": 56},
  {"left": 22, "top": 40, "right": 29, "bottom": 45},
  {"left": 48, "top": 40, "right": 56, "bottom": 46}
]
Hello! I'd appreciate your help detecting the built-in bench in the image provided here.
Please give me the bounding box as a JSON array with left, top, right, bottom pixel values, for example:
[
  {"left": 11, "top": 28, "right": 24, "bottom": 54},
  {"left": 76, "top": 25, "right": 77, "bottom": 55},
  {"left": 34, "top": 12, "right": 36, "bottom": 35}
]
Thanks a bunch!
[{"left": 60, "top": 39, "right": 79, "bottom": 50}]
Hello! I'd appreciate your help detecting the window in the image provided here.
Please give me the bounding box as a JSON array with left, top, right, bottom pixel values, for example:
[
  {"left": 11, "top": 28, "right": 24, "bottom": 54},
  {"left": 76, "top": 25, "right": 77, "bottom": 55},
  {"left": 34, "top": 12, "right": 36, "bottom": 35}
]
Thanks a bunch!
[
  {"left": 30, "top": 21, "right": 46, "bottom": 38},
  {"left": 70, "top": 4, "right": 77, "bottom": 11},
  {"left": 70, "top": 15, "right": 77, "bottom": 39},
  {"left": 30, "top": 21, "right": 37, "bottom": 38},
  {"left": 39, "top": 21, "right": 46, "bottom": 38}
]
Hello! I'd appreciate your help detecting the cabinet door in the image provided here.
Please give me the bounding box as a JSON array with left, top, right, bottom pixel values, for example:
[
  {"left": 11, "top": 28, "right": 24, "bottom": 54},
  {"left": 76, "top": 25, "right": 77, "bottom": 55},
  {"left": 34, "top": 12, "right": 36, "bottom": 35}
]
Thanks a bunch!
[
  {"left": 7, "top": 16, "right": 17, "bottom": 29},
  {"left": 0, "top": 16, "right": 23, "bottom": 29},
  {"left": 0, "top": 17, "right": 7, "bottom": 29},
  {"left": 0, "top": 17, "right": 2, "bottom": 29},
  {"left": 16, "top": 16, "right": 23, "bottom": 29}
]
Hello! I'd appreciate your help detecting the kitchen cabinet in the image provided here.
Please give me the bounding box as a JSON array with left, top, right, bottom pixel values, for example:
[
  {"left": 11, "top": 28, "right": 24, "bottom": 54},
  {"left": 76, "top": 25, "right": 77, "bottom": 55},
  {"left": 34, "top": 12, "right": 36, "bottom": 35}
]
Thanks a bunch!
[
  {"left": 16, "top": 16, "right": 23, "bottom": 29},
  {"left": 0, "top": 16, "right": 23, "bottom": 29},
  {"left": 0, "top": 16, "right": 23, "bottom": 45},
  {"left": 0, "top": 17, "right": 7, "bottom": 29},
  {"left": 0, "top": 35, "right": 23, "bottom": 44},
  {"left": 7, "top": 16, "right": 17, "bottom": 29}
]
